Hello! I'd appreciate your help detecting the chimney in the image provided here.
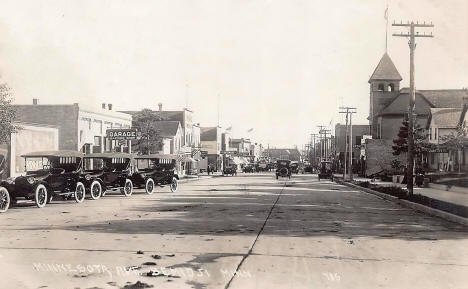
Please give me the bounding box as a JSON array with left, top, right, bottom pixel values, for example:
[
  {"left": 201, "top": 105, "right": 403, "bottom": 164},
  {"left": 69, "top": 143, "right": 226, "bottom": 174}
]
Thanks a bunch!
[
  {"left": 33, "top": 98, "right": 38, "bottom": 105},
  {"left": 158, "top": 103, "right": 163, "bottom": 111},
  {"left": 108, "top": 103, "right": 113, "bottom": 110},
  {"left": 102, "top": 103, "right": 106, "bottom": 109}
]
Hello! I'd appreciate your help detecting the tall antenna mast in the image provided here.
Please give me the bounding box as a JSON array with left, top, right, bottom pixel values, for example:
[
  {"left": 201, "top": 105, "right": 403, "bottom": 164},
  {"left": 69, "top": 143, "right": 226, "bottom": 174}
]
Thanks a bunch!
[{"left": 385, "top": 4, "right": 389, "bottom": 52}]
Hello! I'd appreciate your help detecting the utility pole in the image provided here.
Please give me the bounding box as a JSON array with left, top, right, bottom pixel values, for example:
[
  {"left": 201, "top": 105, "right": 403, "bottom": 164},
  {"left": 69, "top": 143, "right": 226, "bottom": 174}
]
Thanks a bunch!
[
  {"left": 339, "top": 107, "right": 356, "bottom": 180},
  {"left": 393, "top": 20, "right": 434, "bottom": 195},
  {"left": 323, "top": 130, "right": 331, "bottom": 161},
  {"left": 311, "top": 133, "right": 319, "bottom": 166},
  {"left": 318, "top": 126, "right": 331, "bottom": 162},
  {"left": 317, "top": 126, "right": 324, "bottom": 161}
]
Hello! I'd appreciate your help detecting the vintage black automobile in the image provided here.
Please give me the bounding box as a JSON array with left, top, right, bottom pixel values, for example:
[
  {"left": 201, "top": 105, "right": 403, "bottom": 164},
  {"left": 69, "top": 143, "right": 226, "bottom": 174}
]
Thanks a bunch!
[
  {"left": 0, "top": 151, "right": 87, "bottom": 208},
  {"left": 0, "top": 156, "right": 11, "bottom": 213},
  {"left": 243, "top": 164, "right": 254, "bottom": 173},
  {"left": 304, "top": 163, "right": 314, "bottom": 173},
  {"left": 82, "top": 153, "right": 134, "bottom": 198},
  {"left": 223, "top": 164, "right": 237, "bottom": 176},
  {"left": 132, "top": 154, "right": 179, "bottom": 193},
  {"left": 275, "top": 160, "right": 291, "bottom": 179},
  {"left": 290, "top": 161, "right": 300, "bottom": 174},
  {"left": 318, "top": 161, "right": 334, "bottom": 181}
]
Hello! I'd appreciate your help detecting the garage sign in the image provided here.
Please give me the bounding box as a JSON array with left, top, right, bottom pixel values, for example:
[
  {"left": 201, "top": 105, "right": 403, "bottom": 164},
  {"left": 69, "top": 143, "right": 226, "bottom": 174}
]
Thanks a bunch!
[{"left": 106, "top": 128, "right": 138, "bottom": 140}]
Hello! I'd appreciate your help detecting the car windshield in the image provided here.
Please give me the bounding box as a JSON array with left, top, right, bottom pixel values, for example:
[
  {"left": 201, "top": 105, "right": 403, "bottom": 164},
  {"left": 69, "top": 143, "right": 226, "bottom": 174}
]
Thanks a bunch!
[
  {"left": 84, "top": 157, "right": 129, "bottom": 171},
  {"left": 321, "top": 162, "right": 332, "bottom": 170},
  {"left": 25, "top": 157, "right": 51, "bottom": 171},
  {"left": 25, "top": 156, "right": 80, "bottom": 172},
  {"left": 84, "top": 158, "right": 105, "bottom": 171},
  {"left": 136, "top": 159, "right": 158, "bottom": 170}
]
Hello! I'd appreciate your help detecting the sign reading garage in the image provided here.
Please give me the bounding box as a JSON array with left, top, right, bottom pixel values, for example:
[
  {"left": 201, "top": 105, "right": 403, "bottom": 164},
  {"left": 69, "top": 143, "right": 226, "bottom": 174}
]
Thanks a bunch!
[{"left": 106, "top": 128, "right": 138, "bottom": 140}]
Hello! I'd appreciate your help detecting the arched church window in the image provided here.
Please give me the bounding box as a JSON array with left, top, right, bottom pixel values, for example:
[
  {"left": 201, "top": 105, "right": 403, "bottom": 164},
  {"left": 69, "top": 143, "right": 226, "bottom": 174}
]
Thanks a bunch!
[
  {"left": 388, "top": 83, "right": 394, "bottom": 92},
  {"left": 378, "top": 83, "right": 384, "bottom": 91}
]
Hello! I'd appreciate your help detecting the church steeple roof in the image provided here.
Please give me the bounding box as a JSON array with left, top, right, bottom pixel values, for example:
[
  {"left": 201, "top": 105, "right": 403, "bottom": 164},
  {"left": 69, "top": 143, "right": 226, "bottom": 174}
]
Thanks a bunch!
[{"left": 368, "top": 53, "right": 402, "bottom": 83}]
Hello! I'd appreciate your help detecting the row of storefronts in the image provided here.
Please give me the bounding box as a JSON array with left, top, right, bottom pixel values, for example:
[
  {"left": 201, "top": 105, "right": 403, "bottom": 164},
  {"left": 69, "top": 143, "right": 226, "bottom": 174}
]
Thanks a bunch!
[{"left": 1, "top": 100, "right": 265, "bottom": 178}]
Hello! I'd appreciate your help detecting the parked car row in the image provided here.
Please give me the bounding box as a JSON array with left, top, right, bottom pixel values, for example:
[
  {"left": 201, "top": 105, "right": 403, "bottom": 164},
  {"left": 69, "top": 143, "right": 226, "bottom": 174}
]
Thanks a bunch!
[{"left": 0, "top": 151, "right": 180, "bottom": 213}]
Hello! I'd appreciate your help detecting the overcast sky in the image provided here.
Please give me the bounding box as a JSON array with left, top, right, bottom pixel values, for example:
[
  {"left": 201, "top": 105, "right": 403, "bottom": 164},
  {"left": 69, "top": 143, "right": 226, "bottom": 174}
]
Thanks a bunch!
[{"left": 0, "top": 0, "right": 467, "bottom": 148}]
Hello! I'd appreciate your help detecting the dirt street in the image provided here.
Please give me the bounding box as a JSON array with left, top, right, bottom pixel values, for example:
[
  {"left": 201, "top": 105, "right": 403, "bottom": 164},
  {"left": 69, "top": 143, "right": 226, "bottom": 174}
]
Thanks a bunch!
[{"left": 0, "top": 173, "right": 467, "bottom": 289}]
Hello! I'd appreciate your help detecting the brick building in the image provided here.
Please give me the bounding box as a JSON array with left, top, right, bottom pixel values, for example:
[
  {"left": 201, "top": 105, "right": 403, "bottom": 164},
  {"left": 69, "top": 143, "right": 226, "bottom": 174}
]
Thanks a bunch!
[
  {"left": 13, "top": 101, "right": 132, "bottom": 154},
  {"left": 200, "top": 126, "right": 223, "bottom": 171},
  {"left": 334, "top": 124, "right": 370, "bottom": 171}
]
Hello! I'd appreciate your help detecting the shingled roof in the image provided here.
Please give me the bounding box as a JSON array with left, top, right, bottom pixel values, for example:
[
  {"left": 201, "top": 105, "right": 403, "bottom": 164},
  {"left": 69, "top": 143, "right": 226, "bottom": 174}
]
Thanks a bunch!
[
  {"left": 428, "top": 108, "right": 463, "bottom": 128},
  {"left": 200, "top": 127, "right": 218, "bottom": 141},
  {"left": 419, "top": 89, "right": 468, "bottom": 108},
  {"left": 154, "top": 121, "right": 181, "bottom": 137},
  {"left": 398, "top": 88, "right": 468, "bottom": 108},
  {"left": 369, "top": 53, "right": 402, "bottom": 82}
]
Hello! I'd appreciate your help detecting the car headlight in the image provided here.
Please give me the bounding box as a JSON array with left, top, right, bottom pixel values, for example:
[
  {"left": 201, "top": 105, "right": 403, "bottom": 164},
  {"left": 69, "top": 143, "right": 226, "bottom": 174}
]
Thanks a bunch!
[
  {"left": 6, "top": 177, "right": 15, "bottom": 184},
  {"left": 85, "top": 174, "right": 91, "bottom": 181},
  {"left": 27, "top": 177, "right": 35, "bottom": 184}
]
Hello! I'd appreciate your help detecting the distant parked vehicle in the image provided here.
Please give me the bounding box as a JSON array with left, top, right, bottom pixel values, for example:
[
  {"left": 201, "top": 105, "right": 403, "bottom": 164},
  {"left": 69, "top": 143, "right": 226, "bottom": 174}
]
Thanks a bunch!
[
  {"left": 290, "top": 161, "right": 299, "bottom": 174},
  {"left": 275, "top": 160, "right": 291, "bottom": 179},
  {"left": 243, "top": 164, "right": 254, "bottom": 173},
  {"left": 318, "top": 161, "right": 334, "bottom": 181},
  {"left": 223, "top": 164, "right": 238, "bottom": 176},
  {"left": 0, "top": 151, "right": 86, "bottom": 208},
  {"left": 304, "top": 164, "right": 313, "bottom": 173},
  {"left": 132, "top": 154, "right": 180, "bottom": 193},
  {"left": 82, "top": 153, "right": 134, "bottom": 198}
]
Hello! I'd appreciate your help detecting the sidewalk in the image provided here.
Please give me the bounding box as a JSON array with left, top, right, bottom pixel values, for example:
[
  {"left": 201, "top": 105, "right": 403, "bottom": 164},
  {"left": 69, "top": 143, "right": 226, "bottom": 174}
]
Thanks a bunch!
[
  {"left": 178, "top": 172, "right": 224, "bottom": 183},
  {"left": 339, "top": 174, "right": 468, "bottom": 207}
]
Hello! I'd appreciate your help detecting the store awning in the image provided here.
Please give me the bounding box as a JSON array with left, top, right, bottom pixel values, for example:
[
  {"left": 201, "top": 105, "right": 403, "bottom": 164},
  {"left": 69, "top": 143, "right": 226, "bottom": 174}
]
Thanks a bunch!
[{"left": 177, "top": 155, "right": 198, "bottom": 163}]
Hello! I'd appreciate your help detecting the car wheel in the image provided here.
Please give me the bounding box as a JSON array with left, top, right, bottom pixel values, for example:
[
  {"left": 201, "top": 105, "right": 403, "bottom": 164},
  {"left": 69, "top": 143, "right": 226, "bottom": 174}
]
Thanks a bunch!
[
  {"left": 74, "top": 182, "right": 85, "bottom": 203},
  {"left": 121, "top": 179, "right": 133, "bottom": 197},
  {"left": 0, "top": 187, "right": 10, "bottom": 213},
  {"left": 90, "top": 181, "right": 102, "bottom": 200},
  {"left": 34, "top": 184, "right": 48, "bottom": 208},
  {"left": 170, "top": 177, "right": 178, "bottom": 192},
  {"left": 145, "top": 178, "right": 155, "bottom": 195}
]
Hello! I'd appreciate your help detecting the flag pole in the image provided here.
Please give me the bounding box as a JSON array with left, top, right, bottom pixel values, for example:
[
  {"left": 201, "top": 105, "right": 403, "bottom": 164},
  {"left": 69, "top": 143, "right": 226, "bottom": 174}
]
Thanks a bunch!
[{"left": 385, "top": 4, "right": 389, "bottom": 52}]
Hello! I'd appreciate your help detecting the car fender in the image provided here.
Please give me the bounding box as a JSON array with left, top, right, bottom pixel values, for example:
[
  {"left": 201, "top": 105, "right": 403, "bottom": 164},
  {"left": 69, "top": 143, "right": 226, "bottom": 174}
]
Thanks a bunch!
[
  {"left": 173, "top": 174, "right": 179, "bottom": 180},
  {"left": 84, "top": 177, "right": 104, "bottom": 188},
  {"left": 0, "top": 181, "right": 10, "bottom": 190}
]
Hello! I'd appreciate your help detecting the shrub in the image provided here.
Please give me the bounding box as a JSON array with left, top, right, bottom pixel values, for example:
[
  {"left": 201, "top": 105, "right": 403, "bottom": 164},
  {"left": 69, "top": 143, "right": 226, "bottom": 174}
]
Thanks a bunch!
[
  {"left": 373, "top": 186, "right": 408, "bottom": 199},
  {"left": 356, "top": 181, "right": 370, "bottom": 188}
]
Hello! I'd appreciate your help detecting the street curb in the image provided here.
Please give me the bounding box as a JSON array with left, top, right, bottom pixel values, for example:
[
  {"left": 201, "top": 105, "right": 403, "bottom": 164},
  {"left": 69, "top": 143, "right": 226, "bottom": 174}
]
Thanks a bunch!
[
  {"left": 178, "top": 176, "right": 213, "bottom": 184},
  {"left": 335, "top": 179, "right": 468, "bottom": 227}
]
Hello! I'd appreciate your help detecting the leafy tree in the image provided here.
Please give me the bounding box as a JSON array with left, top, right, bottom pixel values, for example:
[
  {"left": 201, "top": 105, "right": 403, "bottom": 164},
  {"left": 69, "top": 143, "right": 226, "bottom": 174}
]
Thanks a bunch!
[
  {"left": 131, "top": 109, "right": 163, "bottom": 154},
  {"left": 392, "top": 115, "right": 434, "bottom": 167},
  {"left": 0, "top": 83, "right": 18, "bottom": 144},
  {"left": 439, "top": 120, "right": 467, "bottom": 173}
]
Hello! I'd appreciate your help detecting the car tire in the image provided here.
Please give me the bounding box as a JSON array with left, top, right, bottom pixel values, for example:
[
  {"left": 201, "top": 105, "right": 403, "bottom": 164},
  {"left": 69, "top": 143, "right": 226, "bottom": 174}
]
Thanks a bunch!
[
  {"left": 90, "top": 180, "right": 102, "bottom": 200},
  {"left": 0, "top": 187, "right": 10, "bottom": 213},
  {"left": 121, "top": 179, "right": 133, "bottom": 197},
  {"left": 34, "top": 184, "right": 48, "bottom": 208},
  {"left": 170, "top": 177, "right": 178, "bottom": 192},
  {"left": 74, "top": 182, "right": 85, "bottom": 203},
  {"left": 145, "top": 178, "right": 155, "bottom": 195}
]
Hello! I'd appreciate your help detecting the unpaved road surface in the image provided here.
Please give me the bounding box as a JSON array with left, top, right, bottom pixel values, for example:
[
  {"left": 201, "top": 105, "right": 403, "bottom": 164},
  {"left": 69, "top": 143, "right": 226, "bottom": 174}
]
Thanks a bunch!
[{"left": 1, "top": 173, "right": 467, "bottom": 289}]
